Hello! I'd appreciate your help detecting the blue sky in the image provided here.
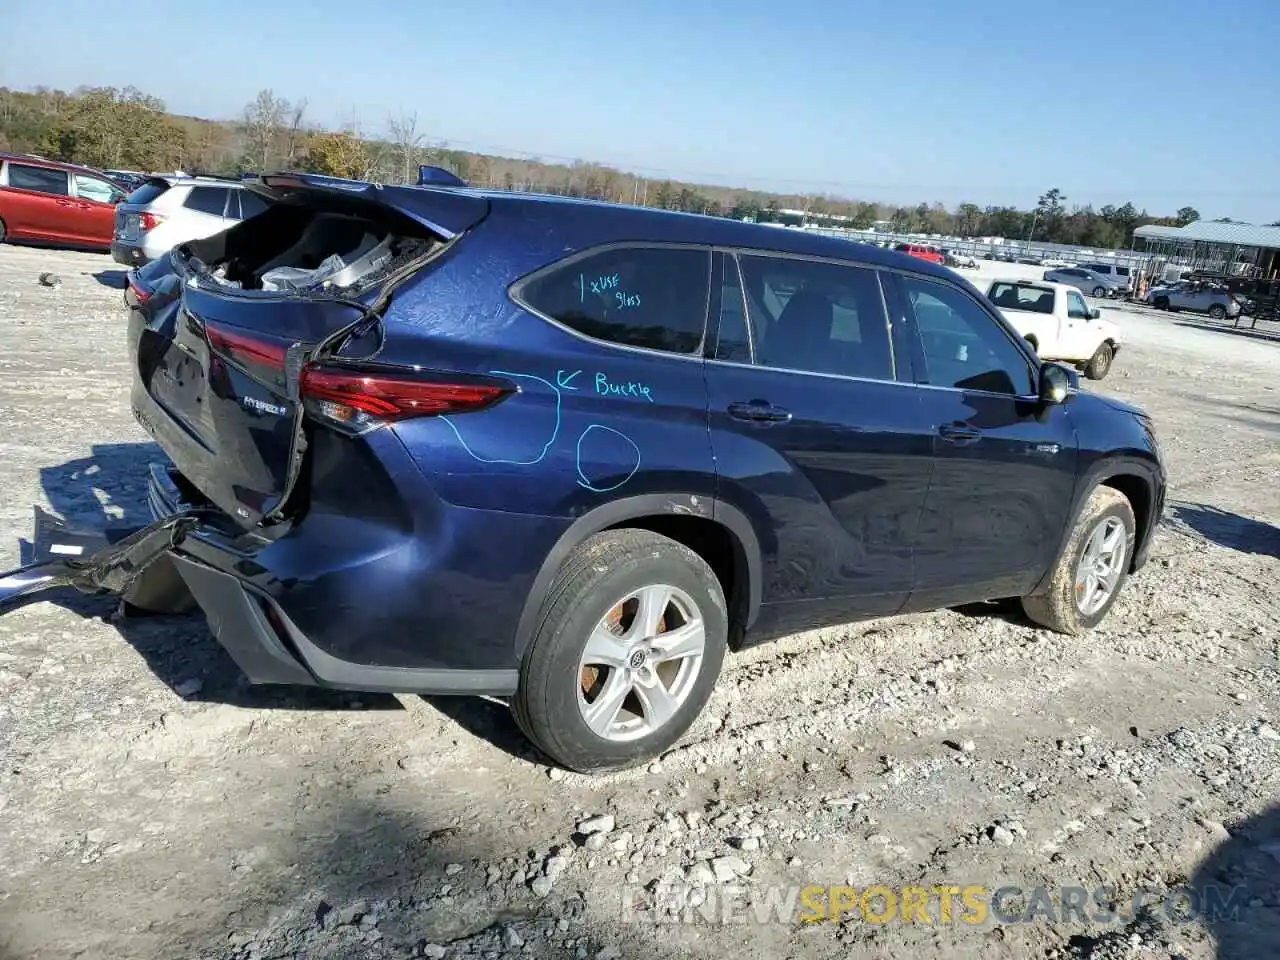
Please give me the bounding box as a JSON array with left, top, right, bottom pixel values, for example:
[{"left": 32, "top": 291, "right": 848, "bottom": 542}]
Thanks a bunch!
[{"left": 4, "top": 0, "right": 1279, "bottom": 219}]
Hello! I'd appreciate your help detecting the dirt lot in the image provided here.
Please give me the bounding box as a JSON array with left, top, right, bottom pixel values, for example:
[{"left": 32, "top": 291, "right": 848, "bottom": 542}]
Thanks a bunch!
[{"left": 0, "top": 244, "right": 1277, "bottom": 960}]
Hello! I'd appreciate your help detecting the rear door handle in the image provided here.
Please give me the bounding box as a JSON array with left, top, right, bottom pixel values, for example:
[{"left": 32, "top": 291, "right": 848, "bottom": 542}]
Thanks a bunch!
[
  {"left": 728, "top": 401, "right": 793, "bottom": 424},
  {"left": 937, "top": 423, "right": 982, "bottom": 443}
]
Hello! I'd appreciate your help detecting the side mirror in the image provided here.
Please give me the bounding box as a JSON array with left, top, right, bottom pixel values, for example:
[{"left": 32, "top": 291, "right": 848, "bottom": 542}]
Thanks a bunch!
[
  {"left": 1038, "top": 362, "right": 1076, "bottom": 405},
  {"left": 1089, "top": 307, "right": 1101, "bottom": 320}
]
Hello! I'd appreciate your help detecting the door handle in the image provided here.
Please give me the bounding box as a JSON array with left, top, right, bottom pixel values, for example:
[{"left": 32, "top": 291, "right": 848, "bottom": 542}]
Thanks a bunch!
[
  {"left": 728, "top": 401, "right": 792, "bottom": 424},
  {"left": 937, "top": 423, "right": 982, "bottom": 443},
  {"left": 55, "top": 199, "right": 74, "bottom": 206}
]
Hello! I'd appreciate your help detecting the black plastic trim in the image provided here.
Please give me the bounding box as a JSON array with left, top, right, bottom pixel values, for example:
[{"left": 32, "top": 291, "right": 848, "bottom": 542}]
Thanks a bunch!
[{"left": 169, "top": 554, "right": 519, "bottom": 695}]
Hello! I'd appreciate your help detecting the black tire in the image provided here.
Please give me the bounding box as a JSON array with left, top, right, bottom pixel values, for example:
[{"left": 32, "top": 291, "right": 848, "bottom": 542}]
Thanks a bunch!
[
  {"left": 512, "top": 529, "right": 728, "bottom": 773},
  {"left": 1083, "top": 341, "right": 1114, "bottom": 380},
  {"left": 1021, "top": 486, "right": 1135, "bottom": 635},
  {"left": 0, "top": 217, "right": 6, "bottom": 244},
  {"left": 1091, "top": 286, "right": 1107, "bottom": 298},
  {"left": 1208, "top": 304, "right": 1227, "bottom": 320},
  {"left": 1153, "top": 296, "right": 1169, "bottom": 310}
]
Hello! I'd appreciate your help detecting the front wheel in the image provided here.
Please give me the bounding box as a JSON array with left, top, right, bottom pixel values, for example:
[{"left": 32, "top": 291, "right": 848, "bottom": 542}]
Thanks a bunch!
[
  {"left": 0, "top": 217, "right": 7, "bottom": 244},
  {"left": 512, "top": 529, "right": 728, "bottom": 772},
  {"left": 1092, "top": 286, "right": 1107, "bottom": 298},
  {"left": 1021, "top": 486, "right": 1135, "bottom": 635},
  {"left": 1083, "top": 342, "right": 1114, "bottom": 380},
  {"left": 1208, "top": 304, "right": 1227, "bottom": 320}
]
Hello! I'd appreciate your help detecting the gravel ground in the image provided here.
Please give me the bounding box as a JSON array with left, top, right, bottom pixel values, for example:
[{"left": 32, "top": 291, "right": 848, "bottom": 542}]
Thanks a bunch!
[{"left": 0, "top": 244, "right": 1277, "bottom": 960}]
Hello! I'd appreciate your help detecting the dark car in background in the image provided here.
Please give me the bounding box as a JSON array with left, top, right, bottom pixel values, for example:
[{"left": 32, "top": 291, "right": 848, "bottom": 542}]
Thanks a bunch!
[
  {"left": 105, "top": 169, "right": 149, "bottom": 193},
  {"left": 6, "top": 173, "right": 1166, "bottom": 772},
  {"left": 0, "top": 152, "right": 128, "bottom": 250}
]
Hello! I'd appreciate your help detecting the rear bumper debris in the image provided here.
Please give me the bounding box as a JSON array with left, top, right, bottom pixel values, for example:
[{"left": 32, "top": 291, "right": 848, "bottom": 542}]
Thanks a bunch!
[{"left": 0, "top": 467, "right": 518, "bottom": 697}]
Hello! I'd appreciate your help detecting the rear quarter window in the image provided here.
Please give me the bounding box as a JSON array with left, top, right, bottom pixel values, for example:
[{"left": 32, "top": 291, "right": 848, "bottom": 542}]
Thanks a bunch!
[
  {"left": 517, "top": 246, "right": 711, "bottom": 354},
  {"left": 184, "top": 186, "right": 231, "bottom": 217}
]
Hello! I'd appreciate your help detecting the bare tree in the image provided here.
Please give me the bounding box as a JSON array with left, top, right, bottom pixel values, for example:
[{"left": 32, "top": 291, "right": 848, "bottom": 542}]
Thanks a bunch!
[
  {"left": 284, "top": 98, "right": 308, "bottom": 167},
  {"left": 243, "top": 89, "right": 289, "bottom": 171},
  {"left": 387, "top": 111, "right": 425, "bottom": 184}
]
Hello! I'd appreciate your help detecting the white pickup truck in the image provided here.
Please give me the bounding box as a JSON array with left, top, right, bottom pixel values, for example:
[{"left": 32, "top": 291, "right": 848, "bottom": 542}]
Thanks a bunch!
[{"left": 985, "top": 278, "right": 1122, "bottom": 380}]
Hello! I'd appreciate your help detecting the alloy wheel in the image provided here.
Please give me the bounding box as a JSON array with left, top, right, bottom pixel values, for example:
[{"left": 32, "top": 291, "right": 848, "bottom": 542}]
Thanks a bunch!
[
  {"left": 1073, "top": 517, "right": 1127, "bottom": 616},
  {"left": 576, "top": 584, "right": 705, "bottom": 742}
]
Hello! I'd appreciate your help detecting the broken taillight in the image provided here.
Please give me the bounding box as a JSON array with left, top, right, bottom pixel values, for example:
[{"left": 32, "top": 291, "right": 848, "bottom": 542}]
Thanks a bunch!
[
  {"left": 205, "top": 323, "right": 288, "bottom": 373},
  {"left": 300, "top": 364, "right": 513, "bottom": 434}
]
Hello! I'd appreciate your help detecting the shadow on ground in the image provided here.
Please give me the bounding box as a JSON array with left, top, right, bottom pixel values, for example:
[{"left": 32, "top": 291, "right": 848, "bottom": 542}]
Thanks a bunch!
[
  {"left": 420, "top": 694, "right": 543, "bottom": 765},
  {"left": 92, "top": 268, "right": 129, "bottom": 289},
  {"left": 0, "top": 784, "right": 691, "bottom": 959},
  {"left": 1190, "top": 802, "right": 1280, "bottom": 959},
  {"left": 1169, "top": 502, "right": 1280, "bottom": 558},
  {"left": 15, "top": 443, "right": 403, "bottom": 712}
]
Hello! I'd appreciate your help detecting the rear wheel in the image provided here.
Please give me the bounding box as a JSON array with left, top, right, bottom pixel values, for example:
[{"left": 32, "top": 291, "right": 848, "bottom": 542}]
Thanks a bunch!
[
  {"left": 1084, "top": 342, "right": 1114, "bottom": 380},
  {"left": 1208, "top": 304, "right": 1227, "bottom": 320},
  {"left": 1091, "top": 286, "right": 1107, "bottom": 297},
  {"left": 1022, "top": 486, "right": 1135, "bottom": 635},
  {"left": 512, "top": 529, "right": 728, "bottom": 772},
  {"left": 0, "top": 217, "right": 7, "bottom": 244},
  {"left": 1153, "top": 296, "right": 1170, "bottom": 310}
]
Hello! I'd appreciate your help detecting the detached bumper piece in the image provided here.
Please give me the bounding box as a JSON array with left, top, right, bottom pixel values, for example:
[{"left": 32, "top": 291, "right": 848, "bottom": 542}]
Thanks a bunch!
[
  {"left": 0, "top": 506, "right": 205, "bottom": 613},
  {"left": 0, "top": 483, "right": 518, "bottom": 696}
]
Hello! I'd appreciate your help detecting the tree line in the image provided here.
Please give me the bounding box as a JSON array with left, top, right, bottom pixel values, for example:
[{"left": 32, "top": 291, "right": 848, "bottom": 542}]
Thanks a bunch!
[{"left": 0, "top": 85, "right": 1217, "bottom": 249}]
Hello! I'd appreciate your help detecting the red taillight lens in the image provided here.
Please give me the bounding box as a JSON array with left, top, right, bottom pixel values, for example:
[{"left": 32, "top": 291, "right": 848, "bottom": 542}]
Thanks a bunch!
[
  {"left": 126, "top": 280, "right": 152, "bottom": 305},
  {"left": 139, "top": 212, "right": 166, "bottom": 231},
  {"left": 205, "top": 323, "right": 288, "bottom": 372},
  {"left": 300, "top": 364, "right": 511, "bottom": 432}
]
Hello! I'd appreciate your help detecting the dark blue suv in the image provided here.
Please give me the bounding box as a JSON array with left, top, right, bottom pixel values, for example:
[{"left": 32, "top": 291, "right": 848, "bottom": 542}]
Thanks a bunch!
[{"left": 2, "top": 173, "right": 1166, "bottom": 772}]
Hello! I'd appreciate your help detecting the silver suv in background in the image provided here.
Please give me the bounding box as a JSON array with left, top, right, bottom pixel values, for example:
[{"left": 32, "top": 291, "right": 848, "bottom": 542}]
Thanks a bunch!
[
  {"left": 1043, "top": 266, "right": 1128, "bottom": 298},
  {"left": 1146, "top": 281, "right": 1243, "bottom": 320},
  {"left": 1077, "top": 261, "right": 1134, "bottom": 292},
  {"left": 111, "top": 177, "right": 269, "bottom": 265}
]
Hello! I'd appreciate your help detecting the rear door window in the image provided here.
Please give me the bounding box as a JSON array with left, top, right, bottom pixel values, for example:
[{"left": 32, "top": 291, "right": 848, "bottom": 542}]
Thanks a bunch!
[
  {"left": 238, "top": 189, "right": 269, "bottom": 218},
  {"left": 184, "top": 186, "right": 231, "bottom": 217},
  {"left": 7, "top": 163, "right": 69, "bottom": 196},
  {"left": 736, "top": 254, "right": 894, "bottom": 381},
  {"left": 127, "top": 180, "right": 171, "bottom": 205},
  {"left": 517, "top": 245, "right": 711, "bottom": 354}
]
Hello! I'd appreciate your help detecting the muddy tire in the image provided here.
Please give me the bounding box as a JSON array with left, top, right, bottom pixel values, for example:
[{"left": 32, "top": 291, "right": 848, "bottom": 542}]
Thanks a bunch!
[
  {"left": 512, "top": 529, "right": 727, "bottom": 773},
  {"left": 1022, "top": 486, "right": 1135, "bottom": 635},
  {"left": 1084, "top": 342, "right": 1114, "bottom": 380}
]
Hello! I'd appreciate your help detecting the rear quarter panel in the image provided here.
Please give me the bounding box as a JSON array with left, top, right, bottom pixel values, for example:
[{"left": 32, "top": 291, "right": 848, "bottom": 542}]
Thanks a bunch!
[{"left": 380, "top": 224, "right": 717, "bottom": 519}]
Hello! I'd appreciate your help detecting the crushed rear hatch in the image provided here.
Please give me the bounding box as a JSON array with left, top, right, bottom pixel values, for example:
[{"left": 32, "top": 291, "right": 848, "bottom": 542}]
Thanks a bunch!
[{"left": 130, "top": 174, "right": 490, "bottom": 528}]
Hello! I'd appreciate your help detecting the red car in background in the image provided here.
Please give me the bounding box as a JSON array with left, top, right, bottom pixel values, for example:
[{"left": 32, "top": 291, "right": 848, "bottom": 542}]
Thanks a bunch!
[
  {"left": 894, "top": 242, "right": 946, "bottom": 265},
  {"left": 0, "top": 153, "right": 129, "bottom": 251}
]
